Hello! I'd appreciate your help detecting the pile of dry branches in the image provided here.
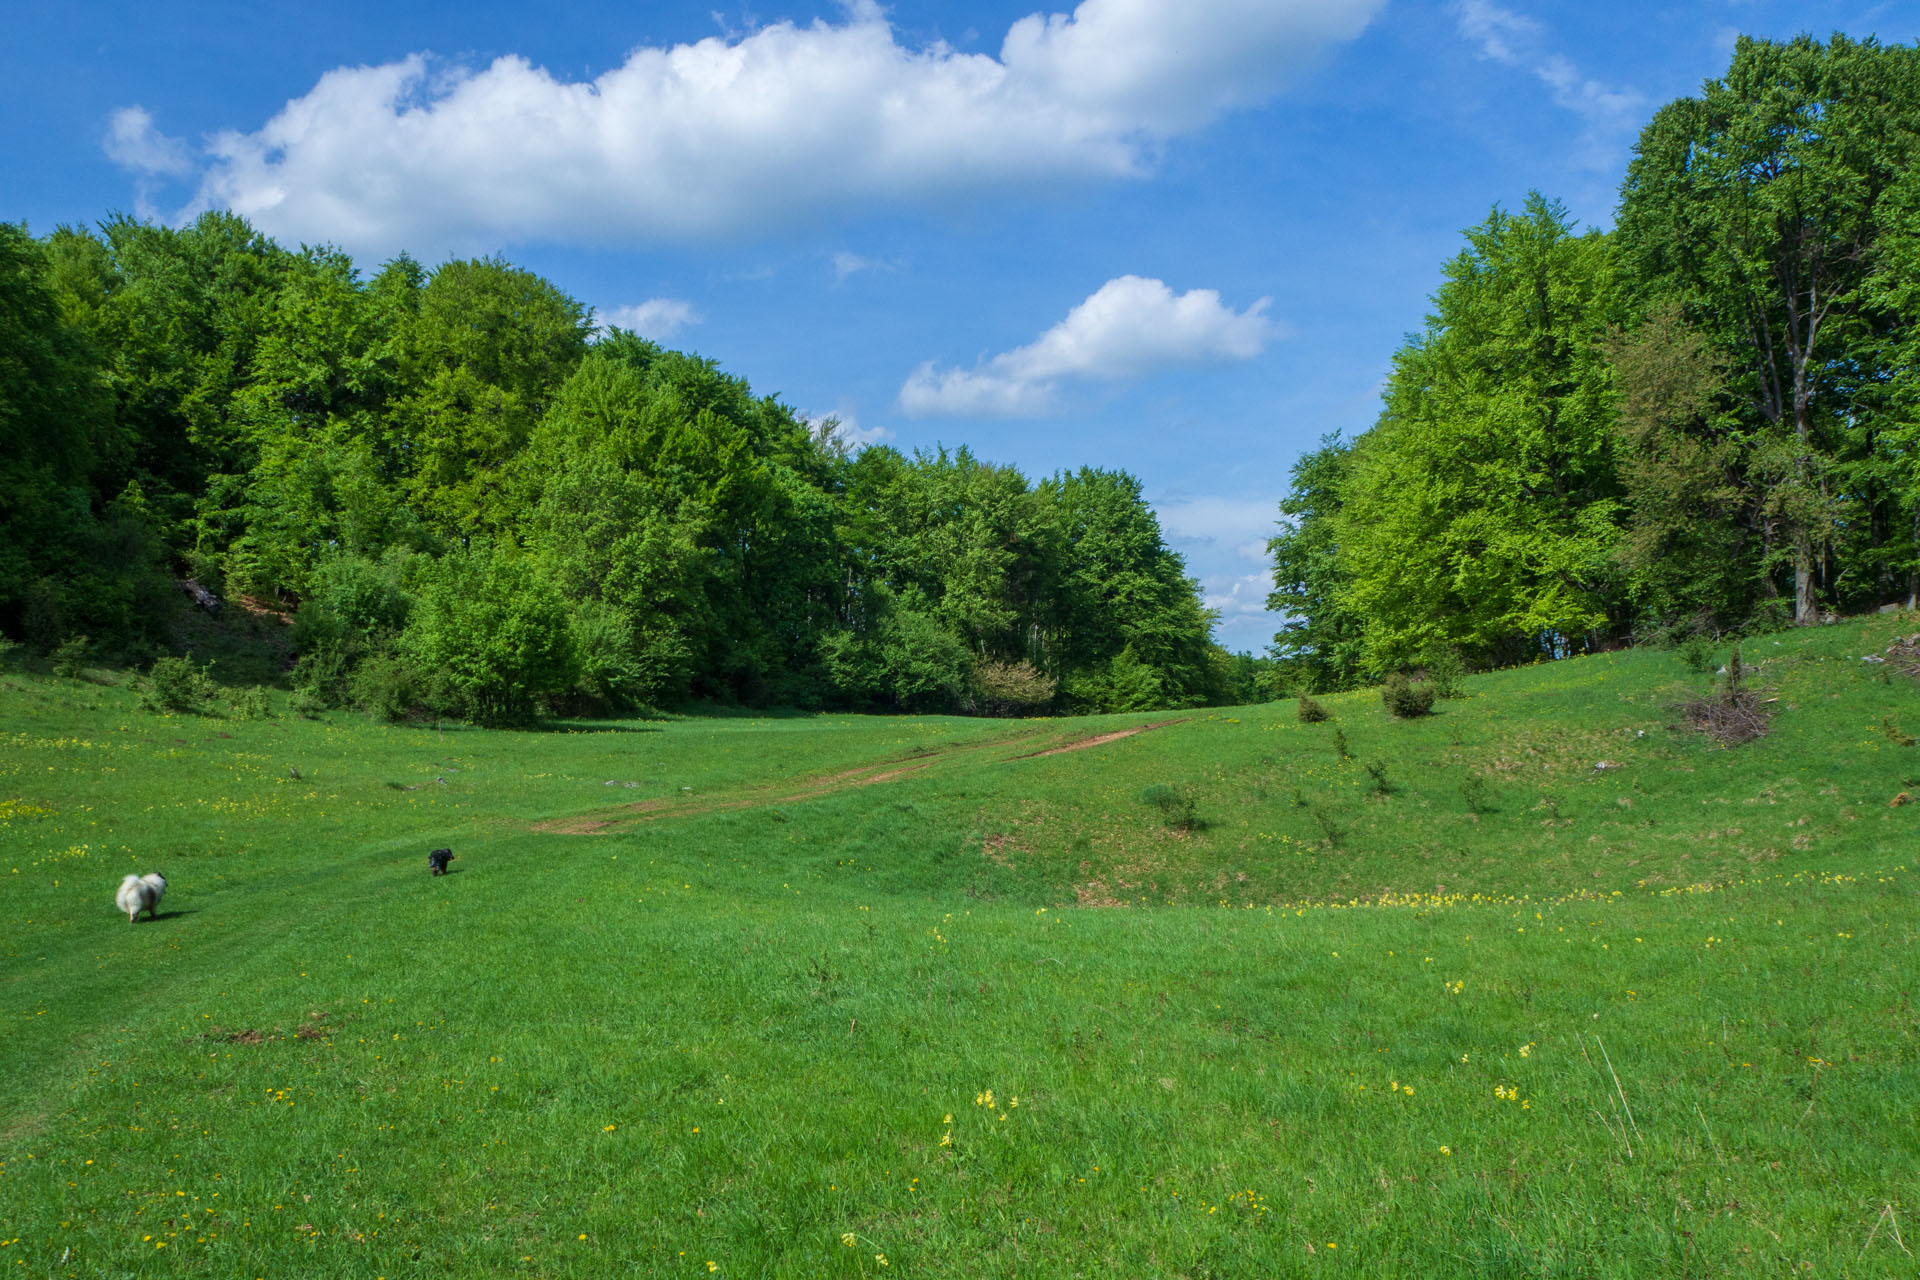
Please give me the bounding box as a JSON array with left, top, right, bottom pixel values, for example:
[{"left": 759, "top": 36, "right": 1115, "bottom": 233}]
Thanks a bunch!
[{"left": 1676, "top": 644, "right": 1771, "bottom": 747}]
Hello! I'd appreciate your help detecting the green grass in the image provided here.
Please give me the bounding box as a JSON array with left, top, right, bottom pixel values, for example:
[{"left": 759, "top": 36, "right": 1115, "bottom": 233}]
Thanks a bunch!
[{"left": 3, "top": 618, "right": 1918, "bottom": 1277}]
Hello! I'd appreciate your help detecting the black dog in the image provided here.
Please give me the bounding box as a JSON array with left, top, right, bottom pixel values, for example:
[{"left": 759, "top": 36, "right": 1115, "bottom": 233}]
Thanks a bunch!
[{"left": 428, "top": 848, "right": 455, "bottom": 876}]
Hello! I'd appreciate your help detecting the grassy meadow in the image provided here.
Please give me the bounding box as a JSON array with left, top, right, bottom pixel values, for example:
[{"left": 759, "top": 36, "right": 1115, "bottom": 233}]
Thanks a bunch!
[{"left": 2, "top": 618, "right": 1919, "bottom": 1277}]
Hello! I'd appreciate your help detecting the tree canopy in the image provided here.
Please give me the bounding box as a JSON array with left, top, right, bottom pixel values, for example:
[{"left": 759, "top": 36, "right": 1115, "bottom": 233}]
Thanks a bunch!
[
  {"left": 0, "top": 214, "right": 1241, "bottom": 721},
  {"left": 1269, "top": 34, "right": 1920, "bottom": 691}
]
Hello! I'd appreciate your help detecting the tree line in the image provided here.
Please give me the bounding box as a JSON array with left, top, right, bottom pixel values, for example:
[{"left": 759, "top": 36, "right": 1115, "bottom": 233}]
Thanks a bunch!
[
  {"left": 0, "top": 215, "right": 1255, "bottom": 722},
  {"left": 1269, "top": 34, "right": 1920, "bottom": 691}
]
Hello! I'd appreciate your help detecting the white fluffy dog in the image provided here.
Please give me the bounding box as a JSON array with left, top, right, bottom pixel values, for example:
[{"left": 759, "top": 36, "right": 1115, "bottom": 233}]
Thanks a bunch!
[{"left": 115, "top": 873, "right": 168, "bottom": 924}]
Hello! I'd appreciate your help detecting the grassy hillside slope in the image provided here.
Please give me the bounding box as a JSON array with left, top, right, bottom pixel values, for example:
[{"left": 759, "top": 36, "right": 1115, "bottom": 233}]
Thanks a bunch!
[{"left": 2, "top": 618, "right": 1917, "bottom": 1277}]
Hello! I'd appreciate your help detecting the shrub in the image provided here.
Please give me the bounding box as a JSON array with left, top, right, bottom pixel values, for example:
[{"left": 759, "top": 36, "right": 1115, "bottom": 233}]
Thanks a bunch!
[
  {"left": 1678, "top": 633, "right": 1716, "bottom": 675},
  {"left": 51, "top": 635, "right": 89, "bottom": 678},
  {"left": 1297, "top": 695, "right": 1330, "bottom": 723},
  {"left": 288, "top": 687, "right": 326, "bottom": 719},
  {"left": 971, "top": 658, "right": 1058, "bottom": 717},
  {"left": 1310, "top": 804, "right": 1344, "bottom": 847},
  {"left": 402, "top": 546, "right": 579, "bottom": 727},
  {"left": 1460, "top": 772, "right": 1492, "bottom": 814},
  {"left": 1425, "top": 646, "right": 1467, "bottom": 699},
  {"left": 230, "top": 685, "right": 273, "bottom": 720},
  {"left": 350, "top": 652, "right": 419, "bottom": 722},
  {"left": 1331, "top": 727, "right": 1351, "bottom": 759},
  {"left": 144, "top": 655, "right": 214, "bottom": 713},
  {"left": 1364, "top": 759, "right": 1391, "bottom": 795},
  {"left": 1381, "top": 672, "right": 1435, "bottom": 718},
  {"left": 1141, "top": 783, "right": 1199, "bottom": 832}
]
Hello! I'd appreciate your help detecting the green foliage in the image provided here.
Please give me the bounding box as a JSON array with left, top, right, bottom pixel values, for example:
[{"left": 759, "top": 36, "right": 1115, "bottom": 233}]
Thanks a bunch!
[
  {"left": 1381, "top": 673, "right": 1436, "bottom": 718},
  {"left": 1140, "top": 783, "right": 1199, "bottom": 832},
  {"left": 1459, "top": 771, "right": 1492, "bottom": 814},
  {"left": 50, "top": 636, "right": 89, "bottom": 678},
  {"left": 1331, "top": 726, "right": 1351, "bottom": 759},
  {"left": 401, "top": 546, "right": 577, "bottom": 726},
  {"left": 1363, "top": 759, "right": 1391, "bottom": 795},
  {"left": 229, "top": 685, "right": 273, "bottom": 720},
  {"left": 348, "top": 652, "right": 420, "bottom": 722},
  {"left": 1296, "top": 695, "right": 1329, "bottom": 723},
  {"left": 1, "top": 211, "right": 1229, "bottom": 718},
  {"left": 1678, "top": 633, "right": 1717, "bottom": 675},
  {"left": 1266, "top": 436, "right": 1368, "bottom": 692},
  {"left": 143, "top": 655, "right": 215, "bottom": 713},
  {"left": 1423, "top": 646, "right": 1467, "bottom": 699},
  {"left": 1341, "top": 197, "right": 1625, "bottom": 673},
  {"left": 1617, "top": 34, "right": 1920, "bottom": 623}
]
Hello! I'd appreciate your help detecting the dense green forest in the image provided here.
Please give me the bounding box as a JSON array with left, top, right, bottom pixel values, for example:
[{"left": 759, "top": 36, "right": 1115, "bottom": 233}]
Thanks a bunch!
[
  {"left": 1270, "top": 34, "right": 1920, "bottom": 689},
  {"left": 0, "top": 219, "right": 1245, "bottom": 722}
]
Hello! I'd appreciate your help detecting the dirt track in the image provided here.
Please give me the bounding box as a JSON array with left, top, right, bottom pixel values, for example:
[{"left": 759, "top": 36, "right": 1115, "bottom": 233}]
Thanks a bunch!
[{"left": 534, "top": 718, "right": 1185, "bottom": 834}]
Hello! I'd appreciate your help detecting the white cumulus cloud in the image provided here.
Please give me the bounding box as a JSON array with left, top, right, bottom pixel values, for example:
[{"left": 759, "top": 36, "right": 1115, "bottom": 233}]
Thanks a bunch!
[
  {"left": 899, "top": 275, "right": 1275, "bottom": 419},
  {"left": 104, "top": 106, "right": 194, "bottom": 177},
  {"left": 597, "top": 298, "right": 702, "bottom": 342},
  {"left": 115, "top": 0, "right": 1381, "bottom": 257}
]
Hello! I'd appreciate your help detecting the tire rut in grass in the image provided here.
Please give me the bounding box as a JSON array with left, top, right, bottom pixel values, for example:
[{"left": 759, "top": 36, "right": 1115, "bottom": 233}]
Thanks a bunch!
[{"left": 533, "top": 718, "right": 1186, "bottom": 834}]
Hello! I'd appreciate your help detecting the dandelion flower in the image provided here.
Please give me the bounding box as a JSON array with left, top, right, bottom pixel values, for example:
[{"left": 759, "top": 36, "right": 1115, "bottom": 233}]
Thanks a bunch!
[{"left": 842, "top": 1233, "right": 857, "bottom": 1248}]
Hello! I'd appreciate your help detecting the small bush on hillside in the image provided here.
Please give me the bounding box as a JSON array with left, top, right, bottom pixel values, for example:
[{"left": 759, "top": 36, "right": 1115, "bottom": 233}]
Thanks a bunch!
[
  {"left": 51, "top": 636, "right": 89, "bottom": 678},
  {"left": 1364, "top": 759, "right": 1391, "bottom": 795},
  {"left": 1425, "top": 646, "right": 1467, "bottom": 699},
  {"left": 1332, "top": 727, "right": 1351, "bottom": 759},
  {"left": 1310, "top": 804, "right": 1344, "bottom": 847},
  {"left": 1382, "top": 672, "right": 1435, "bottom": 718},
  {"left": 288, "top": 687, "right": 326, "bottom": 719},
  {"left": 1678, "top": 633, "right": 1716, "bottom": 675},
  {"left": 230, "top": 685, "right": 273, "bottom": 720},
  {"left": 144, "top": 655, "right": 215, "bottom": 713},
  {"left": 1141, "top": 783, "right": 1200, "bottom": 833},
  {"left": 1460, "top": 772, "right": 1493, "bottom": 814},
  {"left": 1297, "top": 695, "right": 1330, "bottom": 723}
]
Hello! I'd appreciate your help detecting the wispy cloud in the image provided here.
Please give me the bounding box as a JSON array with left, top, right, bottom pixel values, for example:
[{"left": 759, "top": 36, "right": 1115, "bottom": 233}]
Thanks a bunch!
[
  {"left": 1153, "top": 496, "right": 1281, "bottom": 563},
  {"left": 1449, "top": 0, "right": 1645, "bottom": 166},
  {"left": 102, "top": 106, "right": 193, "bottom": 220},
  {"left": 597, "top": 298, "right": 702, "bottom": 342},
  {"left": 1201, "top": 570, "right": 1277, "bottom": 622},
  {"left": 112, "top": 0, "right": 1383, "bottom": 257},
  {"left": 831, "top": 250, "right": 901, "bottom": 283},
  {"left": 899, "top": 275, "right": 1277, "bottom": 419}
]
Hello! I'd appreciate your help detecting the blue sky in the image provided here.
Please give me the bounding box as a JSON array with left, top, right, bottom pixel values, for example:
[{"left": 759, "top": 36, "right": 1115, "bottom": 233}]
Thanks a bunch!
[{"left": 8, "top": 0, "right": 1917, "bottom": 650}]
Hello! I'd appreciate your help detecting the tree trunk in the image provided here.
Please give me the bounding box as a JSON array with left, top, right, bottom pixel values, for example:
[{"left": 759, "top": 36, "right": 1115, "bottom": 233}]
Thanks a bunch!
[
  {"left": 1795, "top": 536, "right": 1817, "bottom": 622},
  {"left": 1792, "top": 361, "right": 1816, "bottom": 623},
  {"left": 1911, "top": 501, "right": 1919, "bottom": 610}
]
